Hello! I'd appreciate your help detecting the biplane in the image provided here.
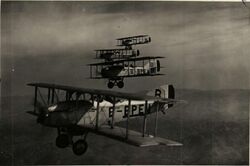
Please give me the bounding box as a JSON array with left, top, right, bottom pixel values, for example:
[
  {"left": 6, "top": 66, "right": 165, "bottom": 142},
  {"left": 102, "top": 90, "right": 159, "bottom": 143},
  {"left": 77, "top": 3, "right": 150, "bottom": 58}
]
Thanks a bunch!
[
  {"left": 95, "top": 48, "right": 140, "bottom": 61},
  {"left": 27, "top": 83, "right": 185, "bottom": 155},
  {"left": 95, "top": 35, "right": 151, "bottom": 61},
  {"left": 116, "top": 35, "right": 151, "bottom": 49},
  {"left": 88, "top": 56, "right": 164, "bottom": 88}
]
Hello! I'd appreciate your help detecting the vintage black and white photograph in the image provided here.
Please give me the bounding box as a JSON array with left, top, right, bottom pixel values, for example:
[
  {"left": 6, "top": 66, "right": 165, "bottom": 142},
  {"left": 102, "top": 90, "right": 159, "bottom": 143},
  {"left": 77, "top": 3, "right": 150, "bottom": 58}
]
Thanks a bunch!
[{"left": 1, "top": 0, "right": 249, "bottom": 165}]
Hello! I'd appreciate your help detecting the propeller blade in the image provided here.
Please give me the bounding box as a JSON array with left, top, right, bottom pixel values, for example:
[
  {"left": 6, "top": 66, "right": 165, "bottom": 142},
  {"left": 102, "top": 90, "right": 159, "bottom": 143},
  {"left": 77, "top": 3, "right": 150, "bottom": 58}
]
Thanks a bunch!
[
  {"left": 31, "top": 98, "right": 48, "bottom": 124},
  {"left": 26, "top": 111, "right": 39, "bottom": 116}
]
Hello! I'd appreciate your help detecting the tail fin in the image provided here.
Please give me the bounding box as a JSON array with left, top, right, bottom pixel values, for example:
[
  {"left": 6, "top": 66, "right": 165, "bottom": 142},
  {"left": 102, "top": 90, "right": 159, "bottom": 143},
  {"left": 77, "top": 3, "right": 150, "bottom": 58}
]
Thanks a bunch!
[
  {"left": 143, "top": 60, "right": 160, "bottom": 72},
  {"left": 147, "top": 84, "right": 175, "bottom": 108}
]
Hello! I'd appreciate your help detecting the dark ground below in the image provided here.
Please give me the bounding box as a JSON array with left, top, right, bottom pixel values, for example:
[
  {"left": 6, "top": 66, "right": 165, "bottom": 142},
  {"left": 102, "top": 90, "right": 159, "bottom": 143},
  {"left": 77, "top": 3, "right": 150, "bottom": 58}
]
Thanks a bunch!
[{"left": 0, "top": 89, "right": 249, "bottom": 165}]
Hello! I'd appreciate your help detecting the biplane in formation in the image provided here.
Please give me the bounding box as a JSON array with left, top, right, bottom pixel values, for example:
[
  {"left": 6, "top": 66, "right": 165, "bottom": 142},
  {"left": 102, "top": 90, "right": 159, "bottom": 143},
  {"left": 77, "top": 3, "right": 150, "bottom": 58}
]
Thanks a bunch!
[
  {"left": 95, "top": 35, "right": 150, "bottom": 61},
  {"left": 89, "top": 56, "right": 164, "bottom": 88},
  {"left": 27, "top": 83, "right": 184, "bottom": 155},
  {"left": 116, "top": 35, "right": 151, "bottom": 49},
  {"left": 89, "top": 35, "right": 164, "bottom": 88},
  {"left": 95, "top": 48, "right": 140, "bottom": 61}
]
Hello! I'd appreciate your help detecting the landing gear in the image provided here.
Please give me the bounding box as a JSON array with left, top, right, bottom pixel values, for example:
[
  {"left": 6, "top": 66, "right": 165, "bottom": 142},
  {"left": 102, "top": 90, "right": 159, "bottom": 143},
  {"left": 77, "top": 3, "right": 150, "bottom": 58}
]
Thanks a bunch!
[
  {"left": 117, "top": 81, "right": 124, "bottom": 88},
  {"left": 108, "top": 81, "right": 114, "bottom": 89},
  {"left": 56, "top": 134, "right": 70, "bottom": 148},
  {"left": 107, "top": 79, "right": 124, "bottom": 89},
  {"left": 55, "top": 128, "right": 89, "bottom": 155},
  {"left": 72, "top": 139, "right": 88, "bottom": 155}
]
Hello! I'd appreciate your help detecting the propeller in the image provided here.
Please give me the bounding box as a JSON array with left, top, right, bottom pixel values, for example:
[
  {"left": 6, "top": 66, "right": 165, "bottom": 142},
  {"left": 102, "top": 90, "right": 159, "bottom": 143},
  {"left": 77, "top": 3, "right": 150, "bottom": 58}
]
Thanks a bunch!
[
  {"left": 24, "top": 98, "right": 48, "bottom": 140},
  {"left": 103, "top": 95, "right": 120, "bottom": 104},
  {"left": 29, "top": 98, "right": 48, "bottom": 124}
]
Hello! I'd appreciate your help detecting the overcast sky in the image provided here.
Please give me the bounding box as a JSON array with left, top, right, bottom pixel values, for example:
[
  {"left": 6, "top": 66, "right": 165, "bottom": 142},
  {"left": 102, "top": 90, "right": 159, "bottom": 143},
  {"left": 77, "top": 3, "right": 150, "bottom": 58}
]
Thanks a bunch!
[{"left": 2, "top": 1, "right": 250, "bottom": 96}]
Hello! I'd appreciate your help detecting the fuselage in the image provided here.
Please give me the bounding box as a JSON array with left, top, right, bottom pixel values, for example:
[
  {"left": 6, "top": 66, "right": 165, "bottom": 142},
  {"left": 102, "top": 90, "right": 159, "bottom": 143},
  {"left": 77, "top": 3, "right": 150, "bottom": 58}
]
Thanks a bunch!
[
  {"left": 77, "top": 100, "right": 155, "bottom": 127},
  {"left": 40, "top": 99, "right": 159, "bottom": 128},
  {"left": 101, "top": 60, "right": 160, "bottom": 79}
]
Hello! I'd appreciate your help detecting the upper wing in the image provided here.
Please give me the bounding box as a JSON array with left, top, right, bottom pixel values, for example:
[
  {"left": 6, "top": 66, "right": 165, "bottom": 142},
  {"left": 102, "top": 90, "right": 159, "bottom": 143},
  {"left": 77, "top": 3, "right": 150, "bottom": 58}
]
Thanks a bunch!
[
  {"left": 88, "top": 56, "right": 164, "bottom": 66},
  {"left": 27, "top": 82, "right": 181, "bottom": 103},
  {"left": 89, "top": 73, "right": 165, "bottom": 79},
  {"left": 95, "top": 48, "right": 125, "bottom": 51},
  {"left": 82, "top": 124, "right": 182, "bottom": 147},
  {"left": 116, "top": 35, "right": 148, "bottom": 40}
]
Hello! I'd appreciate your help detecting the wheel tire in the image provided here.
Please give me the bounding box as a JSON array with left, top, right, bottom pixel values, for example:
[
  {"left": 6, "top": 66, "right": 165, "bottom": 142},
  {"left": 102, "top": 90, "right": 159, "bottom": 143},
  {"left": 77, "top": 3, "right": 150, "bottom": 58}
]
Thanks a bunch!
[
  {"left": 117, "top": 81, "right": 124, "bottom": 88},
  {"left": 108, "top": 82, "right": 114, "bottom": 89},
  {"left": 72, "top": 140, "right": 88, "bottom": 156},
  {"left": 56, "top": 134, "right": 69, "bottom": 148}
]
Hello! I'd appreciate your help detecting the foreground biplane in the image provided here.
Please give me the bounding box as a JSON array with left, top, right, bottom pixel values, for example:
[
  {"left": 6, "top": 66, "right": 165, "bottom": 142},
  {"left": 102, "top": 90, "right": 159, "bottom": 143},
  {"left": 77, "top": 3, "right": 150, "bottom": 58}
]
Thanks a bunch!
[
  {"left": 88, "top": 56, "right": 164, "bottom": 88},
  {"left": 27, "top": 83, "right": 184, "bottom": 155}
]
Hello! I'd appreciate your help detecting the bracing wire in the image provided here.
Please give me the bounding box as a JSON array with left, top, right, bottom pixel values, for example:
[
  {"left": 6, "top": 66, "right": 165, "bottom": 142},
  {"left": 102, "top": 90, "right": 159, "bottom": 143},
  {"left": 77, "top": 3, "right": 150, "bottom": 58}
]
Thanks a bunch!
[{"left": 242, "top": 0, "right": 250, "bottom": 24}]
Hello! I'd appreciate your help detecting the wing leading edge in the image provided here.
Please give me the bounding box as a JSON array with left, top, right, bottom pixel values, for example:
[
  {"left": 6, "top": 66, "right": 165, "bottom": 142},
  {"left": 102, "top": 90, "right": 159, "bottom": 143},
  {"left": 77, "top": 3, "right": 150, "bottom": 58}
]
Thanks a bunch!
[{"left": 116, "top": 35, "right": 148, "bottom": 40}]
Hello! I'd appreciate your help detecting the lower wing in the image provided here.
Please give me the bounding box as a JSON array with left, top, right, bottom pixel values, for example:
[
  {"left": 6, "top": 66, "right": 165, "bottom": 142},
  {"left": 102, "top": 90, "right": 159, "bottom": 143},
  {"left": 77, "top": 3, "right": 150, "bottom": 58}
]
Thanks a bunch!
[{"left": 82, "top": 124, "right": 182, "bottom": 147}]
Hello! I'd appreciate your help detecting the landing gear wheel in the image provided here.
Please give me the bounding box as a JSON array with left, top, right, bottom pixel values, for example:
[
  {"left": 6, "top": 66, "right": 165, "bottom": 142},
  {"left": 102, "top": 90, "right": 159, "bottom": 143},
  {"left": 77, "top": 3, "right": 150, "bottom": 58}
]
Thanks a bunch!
[
  {"left": 108, "top": 81, "right": 114, "bottom": 89},
  {"left": 56, "top": 134, "right": 69, "bottom": 148},
  {"left": 72, "top": 140, "right": 88, "bottom": 155},
  {"left": 117, "top": 81, "right": 124, "bottom": 88}
]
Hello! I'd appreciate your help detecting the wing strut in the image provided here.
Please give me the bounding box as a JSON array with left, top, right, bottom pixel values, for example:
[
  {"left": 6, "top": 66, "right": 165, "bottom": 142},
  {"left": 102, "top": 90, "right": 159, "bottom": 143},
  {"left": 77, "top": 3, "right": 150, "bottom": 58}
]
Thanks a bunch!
[
  {"left": 65, "top": 91, "right": 68, "bottom": 101},
  {"left": 126, "top": 99, "right": 131, "bottom": 139},
  {"left": 38, "top": 88, "right": 47, "bottom": 106},
  {"left": 48, "top": 88, "right": 51, "bottom": 105},
  {"left": 128, "top": 61, "right": 130, "bottom": 76},
  {"left": 51, "top": 88, "right": 55, "bottom": 104},
  {"left": 111, "top": 96, "right": 116, "bottom": 129},
  {"left": 142, "top": 59, "right": 145, "bottom": 74},
  {"left": 133, "top": 60, "right": 135, "bottom": 75},
  {"left": 90, "top": 66, "right": 92, "bottom": 78},
  {"left": 55, "top": 89, "right": 59, "bottom": 102},
  {"left": 154, "top": 101, "right": 159, "bottom": 137},
  {"left": 95, "top": 99, "right": 100, "bottom": 130},
  {"left": 142, "top": 100, "right": 148, "bottom": 137}
]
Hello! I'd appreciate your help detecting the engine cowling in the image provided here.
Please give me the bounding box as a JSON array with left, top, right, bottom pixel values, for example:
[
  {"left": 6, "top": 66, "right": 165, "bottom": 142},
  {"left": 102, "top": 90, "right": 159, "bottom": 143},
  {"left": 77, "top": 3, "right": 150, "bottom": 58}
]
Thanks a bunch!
[{"left": 39, "top": 100, "right": 92, "bottom": 127}]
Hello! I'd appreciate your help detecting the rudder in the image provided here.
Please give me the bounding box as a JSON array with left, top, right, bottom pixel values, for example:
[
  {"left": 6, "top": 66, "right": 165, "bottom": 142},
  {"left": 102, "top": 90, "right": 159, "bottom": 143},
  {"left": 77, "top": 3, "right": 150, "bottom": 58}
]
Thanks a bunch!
[{"left": 147, "top": 84, "right": 175, "bottom": 108}]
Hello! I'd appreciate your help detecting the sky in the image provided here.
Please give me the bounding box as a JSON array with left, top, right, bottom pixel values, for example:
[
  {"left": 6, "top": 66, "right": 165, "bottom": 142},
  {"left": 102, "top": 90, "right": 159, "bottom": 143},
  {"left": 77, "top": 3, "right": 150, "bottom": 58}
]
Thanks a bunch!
[{"left": 1, "top": 1, "right": 250, "bottom": 96}]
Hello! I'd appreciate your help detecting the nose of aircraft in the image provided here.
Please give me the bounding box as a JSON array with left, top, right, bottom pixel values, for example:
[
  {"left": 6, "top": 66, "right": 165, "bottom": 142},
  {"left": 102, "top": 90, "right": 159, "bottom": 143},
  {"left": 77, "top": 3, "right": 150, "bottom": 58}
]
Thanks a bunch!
[{"left": 36, "top": 108, "right": 48, "bottom": 124}]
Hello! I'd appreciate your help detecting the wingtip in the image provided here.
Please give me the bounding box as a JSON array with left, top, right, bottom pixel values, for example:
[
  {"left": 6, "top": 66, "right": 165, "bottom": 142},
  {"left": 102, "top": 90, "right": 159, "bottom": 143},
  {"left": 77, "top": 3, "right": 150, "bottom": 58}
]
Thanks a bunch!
[
  {"left": 27, "top": 83, "right": 34, "bottom": 86},
  {"left": 181, "top": 100, "right": 188, "bottom": 104}
]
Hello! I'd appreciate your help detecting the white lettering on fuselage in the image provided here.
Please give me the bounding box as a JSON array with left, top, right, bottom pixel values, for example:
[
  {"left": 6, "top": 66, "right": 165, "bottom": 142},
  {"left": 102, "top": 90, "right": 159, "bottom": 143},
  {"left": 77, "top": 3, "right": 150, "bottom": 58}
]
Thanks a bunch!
[
  {"left": 116, "top": 60, "right": 157, "bottom": 77},
  {"left": 78, "top": 100, "right": 155, "bottom": 127},
  {"left": 108, "top": 103, "right": 153, "bottom": 118},
  {"left": 93, "top": 100, "right": 154, "bottom": 118}
]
